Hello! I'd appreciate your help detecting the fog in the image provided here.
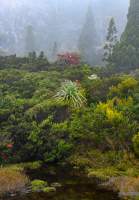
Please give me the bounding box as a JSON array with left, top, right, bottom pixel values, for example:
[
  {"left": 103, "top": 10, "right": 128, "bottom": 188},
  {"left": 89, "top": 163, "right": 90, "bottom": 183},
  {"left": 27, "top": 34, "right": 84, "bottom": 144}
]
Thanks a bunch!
[{"left": 0, "top": 0, "right": 129, "bottom": 59}]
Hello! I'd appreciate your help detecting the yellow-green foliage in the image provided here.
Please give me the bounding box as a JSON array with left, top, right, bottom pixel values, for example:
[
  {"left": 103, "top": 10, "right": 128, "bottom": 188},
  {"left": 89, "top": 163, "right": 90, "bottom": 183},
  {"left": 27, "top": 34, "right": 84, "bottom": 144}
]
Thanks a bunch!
[
  {"left": 19, "top": 161, "right": 43, "bottom": 170},
  {"left": 88, "top": 167, "right": 121, "bottom": 180},
  {"left": 39, "top": 116, "right": 53, "bottom": 128},
  {"left": 111, "top": 96, "right": 134, "bottom": 111},
  {"left": 31, "top": 179, "right": 48, "bottom": 191},
  {"left": 9, "top": 161, "right": 42, "bottom": 170},
  {"left": 69, "top": 148, "right": 139, "bottom": 181},
  {"left": 31, "top": 180, "right": 56, "bottom": 193},
  {"left": 95, "top": 101, "right": 123, "bottom": 122},
  {"left": 88, "top": 166, "right": 139, "bottom": 182},
  {"left": 6, "top": 164, "right": 24, "bottom": 172},
  {"left": 42, "top": 187, "right": 56, "bottom": 193},
  {"left": 51, "top": 121, "right": 68, "bottom": 133},
  {"left": 109, "top": 76, "right": 138, "bottom": 97},
  {"left": 69, "top": 150, "right": 123, "bottom": 169},
  {"left": 133, "top": 133, "right": 139, "bottom": 156}
]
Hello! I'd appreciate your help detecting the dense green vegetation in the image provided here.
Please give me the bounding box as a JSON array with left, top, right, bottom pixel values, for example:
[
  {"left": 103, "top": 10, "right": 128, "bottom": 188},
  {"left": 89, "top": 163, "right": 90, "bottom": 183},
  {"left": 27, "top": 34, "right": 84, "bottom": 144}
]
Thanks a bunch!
[
  {"left": 1, "top": 0, "right": 139, "bottom": 198},
  {"left": 1, "top": 56, "right": 139, "bottom": 168},
  {"left": 109, "top": 0, "right": 139, "bottom": 71}
]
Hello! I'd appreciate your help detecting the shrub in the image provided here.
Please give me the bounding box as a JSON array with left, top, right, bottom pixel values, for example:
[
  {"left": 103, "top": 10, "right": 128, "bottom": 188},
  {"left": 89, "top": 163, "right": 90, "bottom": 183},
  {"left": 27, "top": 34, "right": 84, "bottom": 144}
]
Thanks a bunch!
[
  {"left": 132, "top": 133, "right": 139, "bottom": 156},
  {"left": 18, "top": 161, "right": 42, "bottom": 170},
  {"left": 109, "top": 76, "right": 138, "bottom": 98},
  {"left": 88, "top": 167, "right": 121, "bottom": 180},
  {"left": 0, "top": 167, "right": 29, "bottom": 195}
]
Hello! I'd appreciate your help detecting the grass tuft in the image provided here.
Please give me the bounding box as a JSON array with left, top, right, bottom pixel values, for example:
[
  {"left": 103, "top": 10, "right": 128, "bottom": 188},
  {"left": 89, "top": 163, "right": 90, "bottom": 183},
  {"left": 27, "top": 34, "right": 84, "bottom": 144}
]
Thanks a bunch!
[{"left": 0, "top": 167, "right": 29, "bottom": 195}]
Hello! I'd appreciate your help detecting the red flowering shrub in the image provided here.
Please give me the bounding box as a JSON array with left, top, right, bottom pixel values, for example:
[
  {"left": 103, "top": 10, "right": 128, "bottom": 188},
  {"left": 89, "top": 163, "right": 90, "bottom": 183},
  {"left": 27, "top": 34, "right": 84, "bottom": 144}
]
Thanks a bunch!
[
  {"left": 0, "top": 143, "right": 14, "bottom": 164},
  {"left": 57, "top": 53, "right": 80, "bottom": 65},
  {"left": 6, "top": 144, "right": 13, "bottom": 149}
]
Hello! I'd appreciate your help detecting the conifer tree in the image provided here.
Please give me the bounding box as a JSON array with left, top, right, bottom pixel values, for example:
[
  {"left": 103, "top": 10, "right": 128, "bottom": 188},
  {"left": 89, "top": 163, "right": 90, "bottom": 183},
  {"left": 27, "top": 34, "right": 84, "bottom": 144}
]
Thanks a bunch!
[
  {"left": 121, "top": 0, "right": 139, "bottom": 48},
  {"left": 112, "top": 0, "right": 139, "bottom": 70},
  {"left": 103, "top": 17, "right": 117, "bottom": 64},
  {"left": 39, "top": 51, "right": 44, "bottom": 60},
  {"left": 78, "top": 5, "right": 98, "bottom": 65}
]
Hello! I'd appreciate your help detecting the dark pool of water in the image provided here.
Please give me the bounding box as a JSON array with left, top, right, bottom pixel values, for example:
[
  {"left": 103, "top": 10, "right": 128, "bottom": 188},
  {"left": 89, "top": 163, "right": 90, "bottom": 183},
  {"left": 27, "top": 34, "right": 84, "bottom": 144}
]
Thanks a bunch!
[{"left": 6, "top": 165, "right": 121, "bottom": 200}]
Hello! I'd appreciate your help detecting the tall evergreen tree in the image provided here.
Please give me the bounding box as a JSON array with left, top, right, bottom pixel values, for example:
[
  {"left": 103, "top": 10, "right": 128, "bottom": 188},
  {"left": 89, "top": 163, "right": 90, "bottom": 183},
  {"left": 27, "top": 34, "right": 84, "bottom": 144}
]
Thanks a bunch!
[
  {"left": 25, "top": 25, "right": 36, "bottom": 54},
  {"left": 112, "top": 0, "right": 139, "bottom": 70},
  {"left": 122, "top": 0, "right": 139, "bottom": 48},
  {"left": 78, "top": 5, "right": 98, "bottom": 65},
  {"left": 103, "top": 17, "right": 117, "bottom": 65},
  {"left": 39, "top": 51, "right": 45, "bottom": 60}
]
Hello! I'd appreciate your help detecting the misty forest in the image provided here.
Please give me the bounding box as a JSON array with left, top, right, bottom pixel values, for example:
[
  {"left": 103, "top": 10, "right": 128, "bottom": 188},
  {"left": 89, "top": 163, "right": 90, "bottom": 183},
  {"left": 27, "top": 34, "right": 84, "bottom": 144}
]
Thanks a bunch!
[{"left": 2, "top": 0, "right": 139, "bottom": 200}]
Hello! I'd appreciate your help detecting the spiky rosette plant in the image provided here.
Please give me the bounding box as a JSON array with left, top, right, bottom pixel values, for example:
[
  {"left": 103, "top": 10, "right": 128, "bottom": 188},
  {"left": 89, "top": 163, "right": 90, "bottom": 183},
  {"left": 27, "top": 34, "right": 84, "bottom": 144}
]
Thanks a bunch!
[{"left": 55, "top": 80, "right": 86, "bottom": 108}]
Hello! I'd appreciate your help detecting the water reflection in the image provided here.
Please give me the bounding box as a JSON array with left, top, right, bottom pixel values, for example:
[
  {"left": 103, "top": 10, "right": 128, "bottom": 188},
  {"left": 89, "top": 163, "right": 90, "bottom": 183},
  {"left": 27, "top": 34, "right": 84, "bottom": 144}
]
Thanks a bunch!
[{"left": 7, "top": 165, "right": 121, "bottom": 200}]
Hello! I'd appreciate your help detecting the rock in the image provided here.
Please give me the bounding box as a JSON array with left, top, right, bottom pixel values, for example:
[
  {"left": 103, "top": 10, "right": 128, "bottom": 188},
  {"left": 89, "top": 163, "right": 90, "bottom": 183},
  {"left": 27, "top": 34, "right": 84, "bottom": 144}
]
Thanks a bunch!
[{"left": 10, "top": 193, "right": 16, "bottom": 197}]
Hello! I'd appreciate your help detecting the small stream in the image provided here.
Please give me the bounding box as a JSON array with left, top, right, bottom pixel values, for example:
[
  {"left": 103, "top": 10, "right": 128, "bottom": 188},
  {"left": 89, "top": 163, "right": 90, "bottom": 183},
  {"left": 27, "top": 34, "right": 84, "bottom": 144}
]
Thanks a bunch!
[{"left": 6, "top": 165, "right": 121, "bottom": 200}]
